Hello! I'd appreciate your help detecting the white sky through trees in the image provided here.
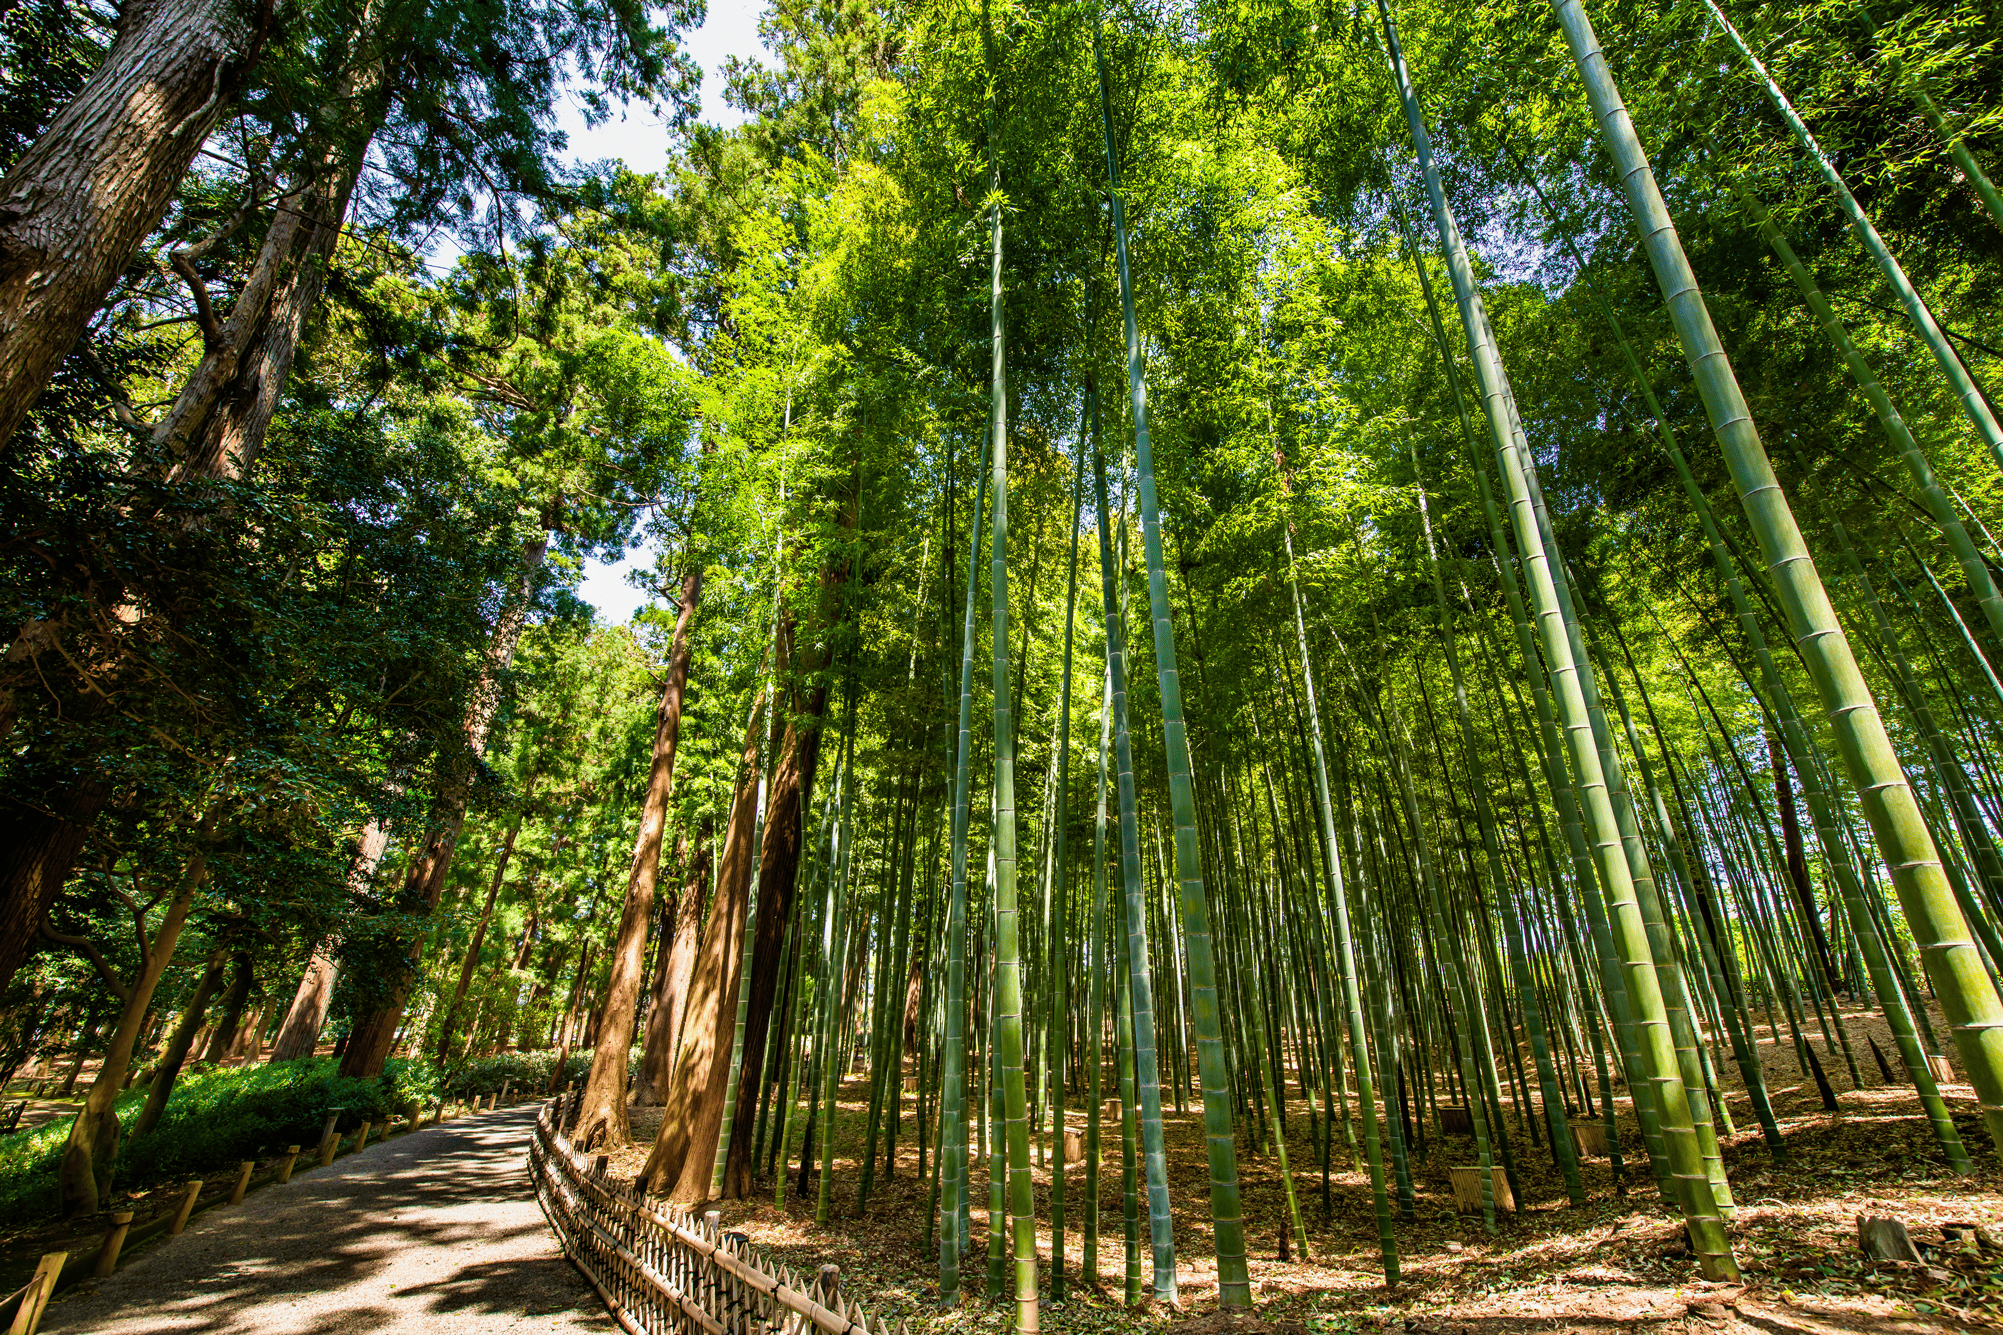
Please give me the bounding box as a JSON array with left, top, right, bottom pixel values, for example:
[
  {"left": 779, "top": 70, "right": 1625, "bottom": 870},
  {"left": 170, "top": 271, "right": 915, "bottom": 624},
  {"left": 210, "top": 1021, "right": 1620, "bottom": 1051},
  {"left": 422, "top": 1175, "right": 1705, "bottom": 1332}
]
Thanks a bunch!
[{"left": 574, "top": 2, "right": 763, "bottom": 623}]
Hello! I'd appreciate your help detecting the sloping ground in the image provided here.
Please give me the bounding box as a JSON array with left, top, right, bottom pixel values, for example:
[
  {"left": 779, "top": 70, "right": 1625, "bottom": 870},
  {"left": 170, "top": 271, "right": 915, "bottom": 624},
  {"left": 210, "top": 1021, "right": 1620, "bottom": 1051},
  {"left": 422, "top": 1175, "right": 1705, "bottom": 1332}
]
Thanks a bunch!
[
  {"left": 608, "top": 1003, "right": 2003, "bottom": 1333},
  {"left": 36, "top": 1104, "right": 609, "bottom": 1335}
]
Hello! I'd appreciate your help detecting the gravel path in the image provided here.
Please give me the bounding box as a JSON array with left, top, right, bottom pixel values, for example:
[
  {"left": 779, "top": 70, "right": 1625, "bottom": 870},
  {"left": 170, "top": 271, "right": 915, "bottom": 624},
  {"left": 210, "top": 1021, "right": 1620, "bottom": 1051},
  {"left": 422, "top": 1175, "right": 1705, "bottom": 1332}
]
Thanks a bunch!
[{"left": 39, "top": 1104, "right": 612, "bottom": 1335}]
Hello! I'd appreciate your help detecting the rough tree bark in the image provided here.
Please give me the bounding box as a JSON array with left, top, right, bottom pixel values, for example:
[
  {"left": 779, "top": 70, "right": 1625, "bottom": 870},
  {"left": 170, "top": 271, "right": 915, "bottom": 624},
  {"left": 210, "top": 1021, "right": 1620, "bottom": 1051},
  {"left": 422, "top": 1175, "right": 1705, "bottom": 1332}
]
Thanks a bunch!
[
  {"left": 636, "top": 828, "right": 710, "bottom": 1105},
  {"left": 339, "top": 535, "right": 548, "bottom": 1078},
  {"left": 720, "top": 531, "right": 851, "bottom": 1198},
  {"left": 267, "top": 947, "right": 339, "bottom": 1062},
  {"left": 572, "top": 566, "right": 702, "bottom": 1150},
  {"left": 0, "top": 112, "right": 376, "bottom": 995},
  {"left": 0, "top": 777, "right": 109, "bottom": 996},
  {"left": 153, "top": 127, "right": 374, "bottom": 480},
  {"left": 719, "top": 695, "right": 828, "bottom": 1196},
  {"left": 640, "top": 691, "right": 764, "bottom": 1200},
  {"left": 0, "top": 0, "right": 270, "bottom": 450}
]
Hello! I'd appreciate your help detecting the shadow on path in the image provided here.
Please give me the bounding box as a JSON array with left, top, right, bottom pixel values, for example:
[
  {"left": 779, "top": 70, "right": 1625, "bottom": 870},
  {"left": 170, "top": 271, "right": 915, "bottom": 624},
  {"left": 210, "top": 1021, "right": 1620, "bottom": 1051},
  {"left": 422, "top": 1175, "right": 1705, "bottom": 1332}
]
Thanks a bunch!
[{"left": 39, "top": 1104, "right": 610, "bottom": 1335}]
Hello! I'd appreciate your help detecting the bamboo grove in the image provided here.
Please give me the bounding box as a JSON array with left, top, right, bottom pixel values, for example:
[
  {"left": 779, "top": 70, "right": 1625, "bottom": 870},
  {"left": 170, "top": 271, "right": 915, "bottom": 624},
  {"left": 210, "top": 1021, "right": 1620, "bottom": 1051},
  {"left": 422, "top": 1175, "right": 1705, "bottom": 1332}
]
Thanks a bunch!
[{"left": 4, "top": 0, "right": 2003, "bottom": 1322}]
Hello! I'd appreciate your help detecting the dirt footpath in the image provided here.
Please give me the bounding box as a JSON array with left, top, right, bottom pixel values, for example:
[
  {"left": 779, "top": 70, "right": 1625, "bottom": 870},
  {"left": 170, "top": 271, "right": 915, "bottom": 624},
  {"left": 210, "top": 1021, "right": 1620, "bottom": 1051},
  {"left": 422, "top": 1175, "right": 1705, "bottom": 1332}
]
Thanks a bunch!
[{"left": 38, "top": 1103, "right": 610, "bottom": 1334}]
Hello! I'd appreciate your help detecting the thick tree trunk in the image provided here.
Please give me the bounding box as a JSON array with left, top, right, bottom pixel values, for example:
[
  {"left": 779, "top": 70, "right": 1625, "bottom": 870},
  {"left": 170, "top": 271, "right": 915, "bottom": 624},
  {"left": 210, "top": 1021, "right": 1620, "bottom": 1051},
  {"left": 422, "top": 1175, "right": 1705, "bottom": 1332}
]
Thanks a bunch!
[
  {"left": 340, "top": 535, "right": 547, "bottom": 1078},
  {"left": 58, "top": 860, "right": 203, "bottom": 1216},
  {"left": 720, "top": 699, "right": 828, "bottom": 1197},
  {"left": 133, "top": 952, "right": 225, "bottom": 1137},
  {"left": 574, "top": 568, "right": 702, "bottom": 1150},
  {"left": 0, "top": 0, "right": 266, "bottom": 451},
  {"left": 152, "top": 114, "right": 375, "bottom": 480},
  {"left": 267, "top": 947, "right": 339, "bottom": 1061},
  {"left": 640, "top": 692, "right": 764, "bottom": 1200},
  {"left": 637, "top": 830, "right": 710, "bottom": 1105},
  {"left": 0, "top": 778, "right": 109, "bottom": 996},
  {"left": 721, "top": 533, "right": 852, "bottom": 1199},
  {"left": 200, "top": 951, "right": 255, "bottom": 1063}
]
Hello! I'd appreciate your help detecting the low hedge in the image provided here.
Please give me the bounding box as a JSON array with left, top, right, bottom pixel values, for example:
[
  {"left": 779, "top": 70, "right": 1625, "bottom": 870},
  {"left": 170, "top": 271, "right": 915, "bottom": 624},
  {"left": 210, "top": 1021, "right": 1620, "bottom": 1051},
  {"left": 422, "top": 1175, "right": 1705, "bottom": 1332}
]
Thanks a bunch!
[{"left": 444, "top": 1047, "right": 638, "bottom": 1097}]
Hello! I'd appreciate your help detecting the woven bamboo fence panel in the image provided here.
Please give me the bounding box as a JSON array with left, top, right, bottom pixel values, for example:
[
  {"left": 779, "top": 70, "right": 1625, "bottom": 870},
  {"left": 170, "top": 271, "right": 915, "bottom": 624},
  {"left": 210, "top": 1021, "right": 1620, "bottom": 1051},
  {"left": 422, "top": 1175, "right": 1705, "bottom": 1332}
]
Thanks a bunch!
[{"left": 530, "top": 1095, "right": 907, "bottom": 1335}]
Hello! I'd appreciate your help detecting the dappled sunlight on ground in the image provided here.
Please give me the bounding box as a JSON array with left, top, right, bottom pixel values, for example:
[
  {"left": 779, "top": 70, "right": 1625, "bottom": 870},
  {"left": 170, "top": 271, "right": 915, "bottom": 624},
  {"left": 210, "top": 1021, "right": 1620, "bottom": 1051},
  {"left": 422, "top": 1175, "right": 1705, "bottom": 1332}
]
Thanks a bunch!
[{"left": 607, "top": 1001, "right": 2003, "bottom": 1332}]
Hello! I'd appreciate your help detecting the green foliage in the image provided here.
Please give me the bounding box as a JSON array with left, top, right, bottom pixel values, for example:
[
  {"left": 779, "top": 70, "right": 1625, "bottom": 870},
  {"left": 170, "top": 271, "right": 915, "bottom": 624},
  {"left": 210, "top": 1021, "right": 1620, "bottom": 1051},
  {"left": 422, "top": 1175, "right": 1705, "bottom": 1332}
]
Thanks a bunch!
[{"left": 0, "top": 1059, "right": 445, "bottom": 1222}]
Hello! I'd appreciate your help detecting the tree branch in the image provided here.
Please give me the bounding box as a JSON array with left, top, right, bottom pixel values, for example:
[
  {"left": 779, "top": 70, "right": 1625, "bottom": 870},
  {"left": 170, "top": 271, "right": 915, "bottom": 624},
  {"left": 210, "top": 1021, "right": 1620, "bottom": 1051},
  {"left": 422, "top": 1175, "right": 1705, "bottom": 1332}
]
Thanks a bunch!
[
  {"left": 39, "top": 916, "right": 132, "bottom": 1005},
  {"left": 169, "top": 252, "right": 226, "bottom": 353}
]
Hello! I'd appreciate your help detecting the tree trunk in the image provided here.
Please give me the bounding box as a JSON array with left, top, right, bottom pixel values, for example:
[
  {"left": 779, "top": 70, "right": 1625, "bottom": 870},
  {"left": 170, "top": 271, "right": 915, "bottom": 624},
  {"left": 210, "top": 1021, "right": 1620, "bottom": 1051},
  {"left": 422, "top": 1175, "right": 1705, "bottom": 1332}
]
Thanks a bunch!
[
  {"left": 518, "top": 936, "right": 568, "bottom": 1050},
  {"left": 153, "top": 110, "right": 376, "bottom": 480},
  {"left": 133, "top": 952, "right": 225, "bottom": 1137},
  {"left": 721, "top": 528, "right": 852, "bottom": 1199},
  {"left": 573, "top": 567, "right": 702, "bottom": 1150},
  {"left": 637, "top": 829, "right": 710, "bottom": 1105},
  {"left": 548, "top": 943, "right": 596, "bottom": 1090},
  {"left": 640, "top": 691, "right": 764, "bottom": 1200},
  {"left": 0, "top": 778, "right": 109, "bottom": 996},
  {"left": 340, "top": 535, "right": 548, "bottom": 1078},
  {"left": 720, "top": 697, "right": 829, "bottom": 1196},
  {"left": 0, "top": 0, "right": 267, "bottom": 452},
  {"left": 267, "top": 946, "right": 339, "bottom": 1062},
  {"left": 199, "top": 950, "right": 255, "bottom": 1063},
  {"left": 58, "top": 859, "right": 204, "bottom": 1216},
  {"left": 1770, "top": 732, "right": 1840, "bottom": 989},
  {"left": 435, "top": 816, "right": 524, "bottom": 1064},
  {"left": 269, "top": 810, "right": 392, "bottom": 1062}
]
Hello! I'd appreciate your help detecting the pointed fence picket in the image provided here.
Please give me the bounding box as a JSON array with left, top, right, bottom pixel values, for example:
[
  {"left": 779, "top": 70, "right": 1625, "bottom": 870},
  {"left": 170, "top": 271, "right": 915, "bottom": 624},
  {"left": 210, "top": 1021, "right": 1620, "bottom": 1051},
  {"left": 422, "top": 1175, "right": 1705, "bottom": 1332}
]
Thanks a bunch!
[{"left": 529, "top": 1095, "right": 906, "bottom": 1335}]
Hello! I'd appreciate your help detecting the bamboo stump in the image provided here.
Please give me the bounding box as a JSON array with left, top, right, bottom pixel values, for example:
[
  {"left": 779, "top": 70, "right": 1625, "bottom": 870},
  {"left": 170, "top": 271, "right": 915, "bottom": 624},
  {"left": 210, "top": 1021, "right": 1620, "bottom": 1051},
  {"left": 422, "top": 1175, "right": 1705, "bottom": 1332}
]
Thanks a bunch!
[
  {"left": 1927, "top": 1054, "right": 1956, "bottom": 1084},
  {"left": 1571, "top": 1120, "right": 1609, "bottom": 1158},
  {"left": 1437, "top": 1105, "right": 1474, "bottom": 1136},
  {"left": 1449, "top": 1165, "right": 1514, "bottom": 1213},
  {"left": 1858, "top": 1214, "right": 1922, "bottom": 1263},
  {"left": 1063, "top": 1129, "right": 1084, "bottom": 1166}
]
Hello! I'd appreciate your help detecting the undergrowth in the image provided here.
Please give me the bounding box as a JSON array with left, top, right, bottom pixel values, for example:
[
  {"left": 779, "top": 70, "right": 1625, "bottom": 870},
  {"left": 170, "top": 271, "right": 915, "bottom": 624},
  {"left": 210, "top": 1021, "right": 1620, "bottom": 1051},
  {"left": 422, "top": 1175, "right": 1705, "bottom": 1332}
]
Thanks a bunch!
[{"left": 0, "top": 1057, "right": 442, "bottom": 1222}]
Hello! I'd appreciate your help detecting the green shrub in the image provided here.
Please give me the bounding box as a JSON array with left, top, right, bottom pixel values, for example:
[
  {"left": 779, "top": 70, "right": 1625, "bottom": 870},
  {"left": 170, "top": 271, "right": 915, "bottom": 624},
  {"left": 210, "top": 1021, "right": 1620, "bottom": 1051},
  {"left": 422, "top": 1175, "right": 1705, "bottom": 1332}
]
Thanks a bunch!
[
  {"left": 0, "top": 1057, "right": 447, "bottom": 1223},
  {"left": 444, "top": 1047, "right": 637, "bottom": 1096}
]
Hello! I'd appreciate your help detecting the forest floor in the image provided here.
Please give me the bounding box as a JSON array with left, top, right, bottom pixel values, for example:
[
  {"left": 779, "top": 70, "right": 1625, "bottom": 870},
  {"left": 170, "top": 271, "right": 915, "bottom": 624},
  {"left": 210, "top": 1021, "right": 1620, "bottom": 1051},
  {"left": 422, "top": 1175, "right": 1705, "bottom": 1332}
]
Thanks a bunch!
[{"left": 608, "top": 1002, "right": 2003, "bottom": 1335}]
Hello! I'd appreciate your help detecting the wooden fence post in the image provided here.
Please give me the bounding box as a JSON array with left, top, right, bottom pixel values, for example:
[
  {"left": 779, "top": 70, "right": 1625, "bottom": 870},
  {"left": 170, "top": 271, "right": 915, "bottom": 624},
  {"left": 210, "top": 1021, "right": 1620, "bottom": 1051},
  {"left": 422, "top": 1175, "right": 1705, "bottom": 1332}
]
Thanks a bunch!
[
  {"left": 278, "top": 1145, "right": 301, "bottom": 1184},
  {"left": 317, "top": 1108, "right": 344, "bottom": 1166},
  {"left": 228, "top": 1161, "right": 254, "bottom": 1206},
  {"left": 6, "top": 1252, "right": 64, "bottom": 1335},
  {"left": 355, "top": 1120, "right": 373, "bottom": 1153},
  {"left": 91, "top": 1211, "right": 134, "bottom": 1277},
  {"left": 169, "top": 1179, "right": 203, "bottom": 1235}
]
